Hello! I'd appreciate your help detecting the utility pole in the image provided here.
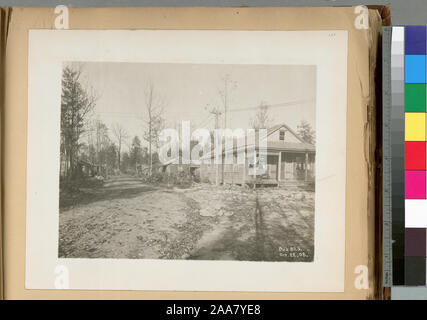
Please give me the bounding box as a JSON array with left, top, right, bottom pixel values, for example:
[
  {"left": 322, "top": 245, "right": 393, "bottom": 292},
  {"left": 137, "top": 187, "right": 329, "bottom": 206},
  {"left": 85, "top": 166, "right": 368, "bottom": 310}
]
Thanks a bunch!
[
  {"left": 223, "top": 81, "right": 227, "bottom": 129},
  {"left": 210, "top": 107, "right": 222, "bottom": 130},
  {"left": 209, "top": 105, "right": 222, "bottom": 185},
  {"left": 218, "top": 75, "right": 236, "bottom": 185}
]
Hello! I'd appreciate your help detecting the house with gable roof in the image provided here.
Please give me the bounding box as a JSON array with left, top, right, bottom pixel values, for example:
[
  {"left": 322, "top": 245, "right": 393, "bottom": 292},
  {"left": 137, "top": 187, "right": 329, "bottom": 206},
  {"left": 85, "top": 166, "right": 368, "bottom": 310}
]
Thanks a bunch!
[{"left": 199, "top": 123, "right": 316, "bottom": 186}]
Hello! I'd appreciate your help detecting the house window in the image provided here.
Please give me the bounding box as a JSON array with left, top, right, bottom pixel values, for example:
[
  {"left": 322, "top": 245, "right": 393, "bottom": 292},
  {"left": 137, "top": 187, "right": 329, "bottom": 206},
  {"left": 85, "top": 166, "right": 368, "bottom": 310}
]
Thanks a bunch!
[{"left": 279, "top": 130, "right": 285, "bottom": 141}]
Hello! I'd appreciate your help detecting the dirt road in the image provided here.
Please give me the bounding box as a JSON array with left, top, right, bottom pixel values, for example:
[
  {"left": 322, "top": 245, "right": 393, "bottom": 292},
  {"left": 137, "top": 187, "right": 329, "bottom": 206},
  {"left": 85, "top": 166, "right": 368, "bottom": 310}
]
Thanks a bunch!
[{"left": 59, "top": 176, "right": 314, "bottom": 262}]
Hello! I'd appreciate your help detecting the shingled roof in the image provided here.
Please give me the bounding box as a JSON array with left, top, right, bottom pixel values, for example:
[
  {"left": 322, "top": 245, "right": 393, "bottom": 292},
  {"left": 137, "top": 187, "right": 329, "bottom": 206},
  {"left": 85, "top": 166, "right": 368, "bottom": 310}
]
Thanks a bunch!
[{"left": 201, "top": 123, "right": 315, "bottom": 160}]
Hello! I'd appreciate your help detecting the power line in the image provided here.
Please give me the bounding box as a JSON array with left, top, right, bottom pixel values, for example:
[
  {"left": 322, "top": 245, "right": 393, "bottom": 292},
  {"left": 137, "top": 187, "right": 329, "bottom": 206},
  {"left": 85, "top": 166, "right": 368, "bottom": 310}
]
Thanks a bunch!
[
  {"left": 227, "top": 98, "right": 315, "bottom": 113},
  {"left": 91, "top": 98, "right": 314, "bottom": 128}
]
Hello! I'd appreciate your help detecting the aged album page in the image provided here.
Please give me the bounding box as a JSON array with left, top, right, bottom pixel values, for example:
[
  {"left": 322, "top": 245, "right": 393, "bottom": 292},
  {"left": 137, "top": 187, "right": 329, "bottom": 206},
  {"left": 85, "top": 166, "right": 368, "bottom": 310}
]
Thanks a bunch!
[{"left": 3, "top": 7, "right": 381, "bottom": 299}]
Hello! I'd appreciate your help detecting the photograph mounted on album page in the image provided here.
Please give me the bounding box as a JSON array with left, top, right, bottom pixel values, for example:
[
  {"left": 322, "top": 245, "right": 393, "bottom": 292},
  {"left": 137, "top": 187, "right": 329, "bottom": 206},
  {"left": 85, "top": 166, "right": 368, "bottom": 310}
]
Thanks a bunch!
[
  {"left": 25, "top": 29, "right": 348, "bottom": 292},
  {"left": 1, "top": 6, "right": 383, "bottom": 299}
]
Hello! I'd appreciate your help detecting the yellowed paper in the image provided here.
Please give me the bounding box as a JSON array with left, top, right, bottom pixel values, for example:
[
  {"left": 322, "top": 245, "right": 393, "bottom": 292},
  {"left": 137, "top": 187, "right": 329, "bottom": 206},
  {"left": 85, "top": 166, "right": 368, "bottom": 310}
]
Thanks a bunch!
[{"left": 4, "top": 7, "right": 381, "bottom": 299}]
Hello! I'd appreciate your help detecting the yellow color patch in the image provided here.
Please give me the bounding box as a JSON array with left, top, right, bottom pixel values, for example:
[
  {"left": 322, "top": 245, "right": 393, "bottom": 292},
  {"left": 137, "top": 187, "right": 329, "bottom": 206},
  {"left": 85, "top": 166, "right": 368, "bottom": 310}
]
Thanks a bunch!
[{"left": 405, "top": 113, "right": 426, "bottom": 141}]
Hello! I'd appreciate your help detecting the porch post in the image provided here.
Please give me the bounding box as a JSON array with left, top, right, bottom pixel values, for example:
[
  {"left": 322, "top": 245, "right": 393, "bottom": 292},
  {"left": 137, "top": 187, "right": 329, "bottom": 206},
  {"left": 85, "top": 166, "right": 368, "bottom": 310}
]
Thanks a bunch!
[
  {"left": 305, "top": 152, "right": 308, "bottom": 181},
  {"left": 277, "top": 152, "right": 281, "bottom": 181}
]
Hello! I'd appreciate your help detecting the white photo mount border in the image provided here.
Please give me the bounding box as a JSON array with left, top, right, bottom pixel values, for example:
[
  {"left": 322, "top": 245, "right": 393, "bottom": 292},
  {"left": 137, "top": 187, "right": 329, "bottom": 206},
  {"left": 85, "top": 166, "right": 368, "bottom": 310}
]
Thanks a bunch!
[{"left": 26, "top": 30, "right": 348, "bottom": 292}]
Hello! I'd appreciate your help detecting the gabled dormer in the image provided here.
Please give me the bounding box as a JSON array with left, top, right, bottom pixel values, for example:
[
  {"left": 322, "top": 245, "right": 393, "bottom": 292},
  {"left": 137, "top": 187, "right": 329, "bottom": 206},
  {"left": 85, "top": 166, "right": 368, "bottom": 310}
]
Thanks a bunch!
[{"left": 266, "top": 124, "right": 306, "bottom": 144}]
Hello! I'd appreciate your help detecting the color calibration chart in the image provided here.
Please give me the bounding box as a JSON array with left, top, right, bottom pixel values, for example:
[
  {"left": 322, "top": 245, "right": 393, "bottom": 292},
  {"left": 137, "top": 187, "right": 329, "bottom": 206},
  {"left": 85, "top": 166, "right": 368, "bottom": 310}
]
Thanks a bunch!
[
  {"left": 401, "top": 26, "right": 427, "bottom": 285},
  {"left": 385, "top": 26, "right": 427, "bottom": 286}
]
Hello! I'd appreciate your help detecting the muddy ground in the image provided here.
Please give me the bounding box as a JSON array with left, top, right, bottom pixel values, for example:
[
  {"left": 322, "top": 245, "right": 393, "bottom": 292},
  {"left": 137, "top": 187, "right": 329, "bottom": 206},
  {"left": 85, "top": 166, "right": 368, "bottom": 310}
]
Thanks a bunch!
[{"left": 59, "top": 176, "right": 314, "bottom": 262}]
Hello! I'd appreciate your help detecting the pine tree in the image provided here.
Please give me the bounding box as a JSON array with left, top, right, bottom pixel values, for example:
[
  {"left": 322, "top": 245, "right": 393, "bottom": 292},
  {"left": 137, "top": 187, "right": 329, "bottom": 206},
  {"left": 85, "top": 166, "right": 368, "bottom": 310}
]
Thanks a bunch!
[
  {"left": 129, "top": 136, "right": 143, "bottom": 172},
  {"left": 60, "top": 65, "right": 96, "bottom": 179}
]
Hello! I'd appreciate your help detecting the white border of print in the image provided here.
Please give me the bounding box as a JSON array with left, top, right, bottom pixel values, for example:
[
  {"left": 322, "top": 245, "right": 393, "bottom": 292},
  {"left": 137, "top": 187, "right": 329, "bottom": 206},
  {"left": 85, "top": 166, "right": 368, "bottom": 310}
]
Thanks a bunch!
[{"left": 26, "top": 30, "right": 347, "bottom": 292}]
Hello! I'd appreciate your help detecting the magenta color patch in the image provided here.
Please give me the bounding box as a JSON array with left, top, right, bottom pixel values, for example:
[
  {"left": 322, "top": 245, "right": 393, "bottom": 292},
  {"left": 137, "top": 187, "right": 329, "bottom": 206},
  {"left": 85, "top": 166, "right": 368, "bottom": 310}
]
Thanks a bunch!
[{"left": 405, "top": 171, "right": 426, "bottom": 199}]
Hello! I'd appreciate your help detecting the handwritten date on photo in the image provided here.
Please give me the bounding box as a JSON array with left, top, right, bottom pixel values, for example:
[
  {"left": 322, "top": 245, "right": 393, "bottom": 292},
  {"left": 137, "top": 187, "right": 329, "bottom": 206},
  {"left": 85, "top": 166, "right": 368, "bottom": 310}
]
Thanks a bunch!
[
  {"left": 279, "top": 246, "right": 310, "bottom": 258},
  {"left": 166, "top": 304, "right": 261, "bottom": 317}
]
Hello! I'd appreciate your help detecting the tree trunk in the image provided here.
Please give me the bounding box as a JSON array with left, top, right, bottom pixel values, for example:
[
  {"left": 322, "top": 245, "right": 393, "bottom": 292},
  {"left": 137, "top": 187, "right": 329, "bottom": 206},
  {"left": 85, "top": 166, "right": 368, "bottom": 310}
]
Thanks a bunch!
[
  {"left": 305, "top": 152, "right": 308, "bottom": 181},
  {"left": 149, "top": 126, "right": 152, "bottom": 176},
  {"left": 69, "top": 148, "right": 74, "bottom": 179},
  {"left": 118, "top": 141, "right": 121, "bottom": 171}
]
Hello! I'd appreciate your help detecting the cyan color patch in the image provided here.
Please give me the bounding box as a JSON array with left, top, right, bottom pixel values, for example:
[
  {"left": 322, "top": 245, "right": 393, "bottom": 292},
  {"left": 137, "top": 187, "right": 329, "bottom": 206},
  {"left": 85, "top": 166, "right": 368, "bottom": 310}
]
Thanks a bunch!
[{"left": 405, "top": 55, "right": 427, "bottom": 83}]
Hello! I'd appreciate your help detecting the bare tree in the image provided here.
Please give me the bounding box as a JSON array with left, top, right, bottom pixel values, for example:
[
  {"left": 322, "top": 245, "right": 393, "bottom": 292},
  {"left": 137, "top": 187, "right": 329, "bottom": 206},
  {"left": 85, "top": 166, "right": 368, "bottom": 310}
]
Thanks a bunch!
[
  {"left": 143, "top": 82, "right": 165, "bottom": 176},
  {"left": 112, "top": 122, "right": 129, "bottom": 172},
  {"left": 250, "top": 102, "right": 271, "bottom": 129}
]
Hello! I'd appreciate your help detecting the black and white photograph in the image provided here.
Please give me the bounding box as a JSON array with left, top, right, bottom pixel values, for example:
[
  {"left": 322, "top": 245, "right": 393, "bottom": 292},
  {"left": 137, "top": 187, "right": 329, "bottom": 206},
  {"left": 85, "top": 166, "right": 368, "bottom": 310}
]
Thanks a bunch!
[
  {"left": 26, "top": 29, "right": 347, "bottom": 291},
  {"left": 58, "top": 62, "right": 316, "bottom": 262}
]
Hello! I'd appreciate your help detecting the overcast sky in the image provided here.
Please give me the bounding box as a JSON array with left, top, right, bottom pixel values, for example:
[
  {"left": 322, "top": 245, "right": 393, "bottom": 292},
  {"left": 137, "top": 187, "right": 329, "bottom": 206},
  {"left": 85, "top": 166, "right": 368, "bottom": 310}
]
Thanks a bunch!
[{"left": 68, "top": 62, "right": 316, "bottom": 150}]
